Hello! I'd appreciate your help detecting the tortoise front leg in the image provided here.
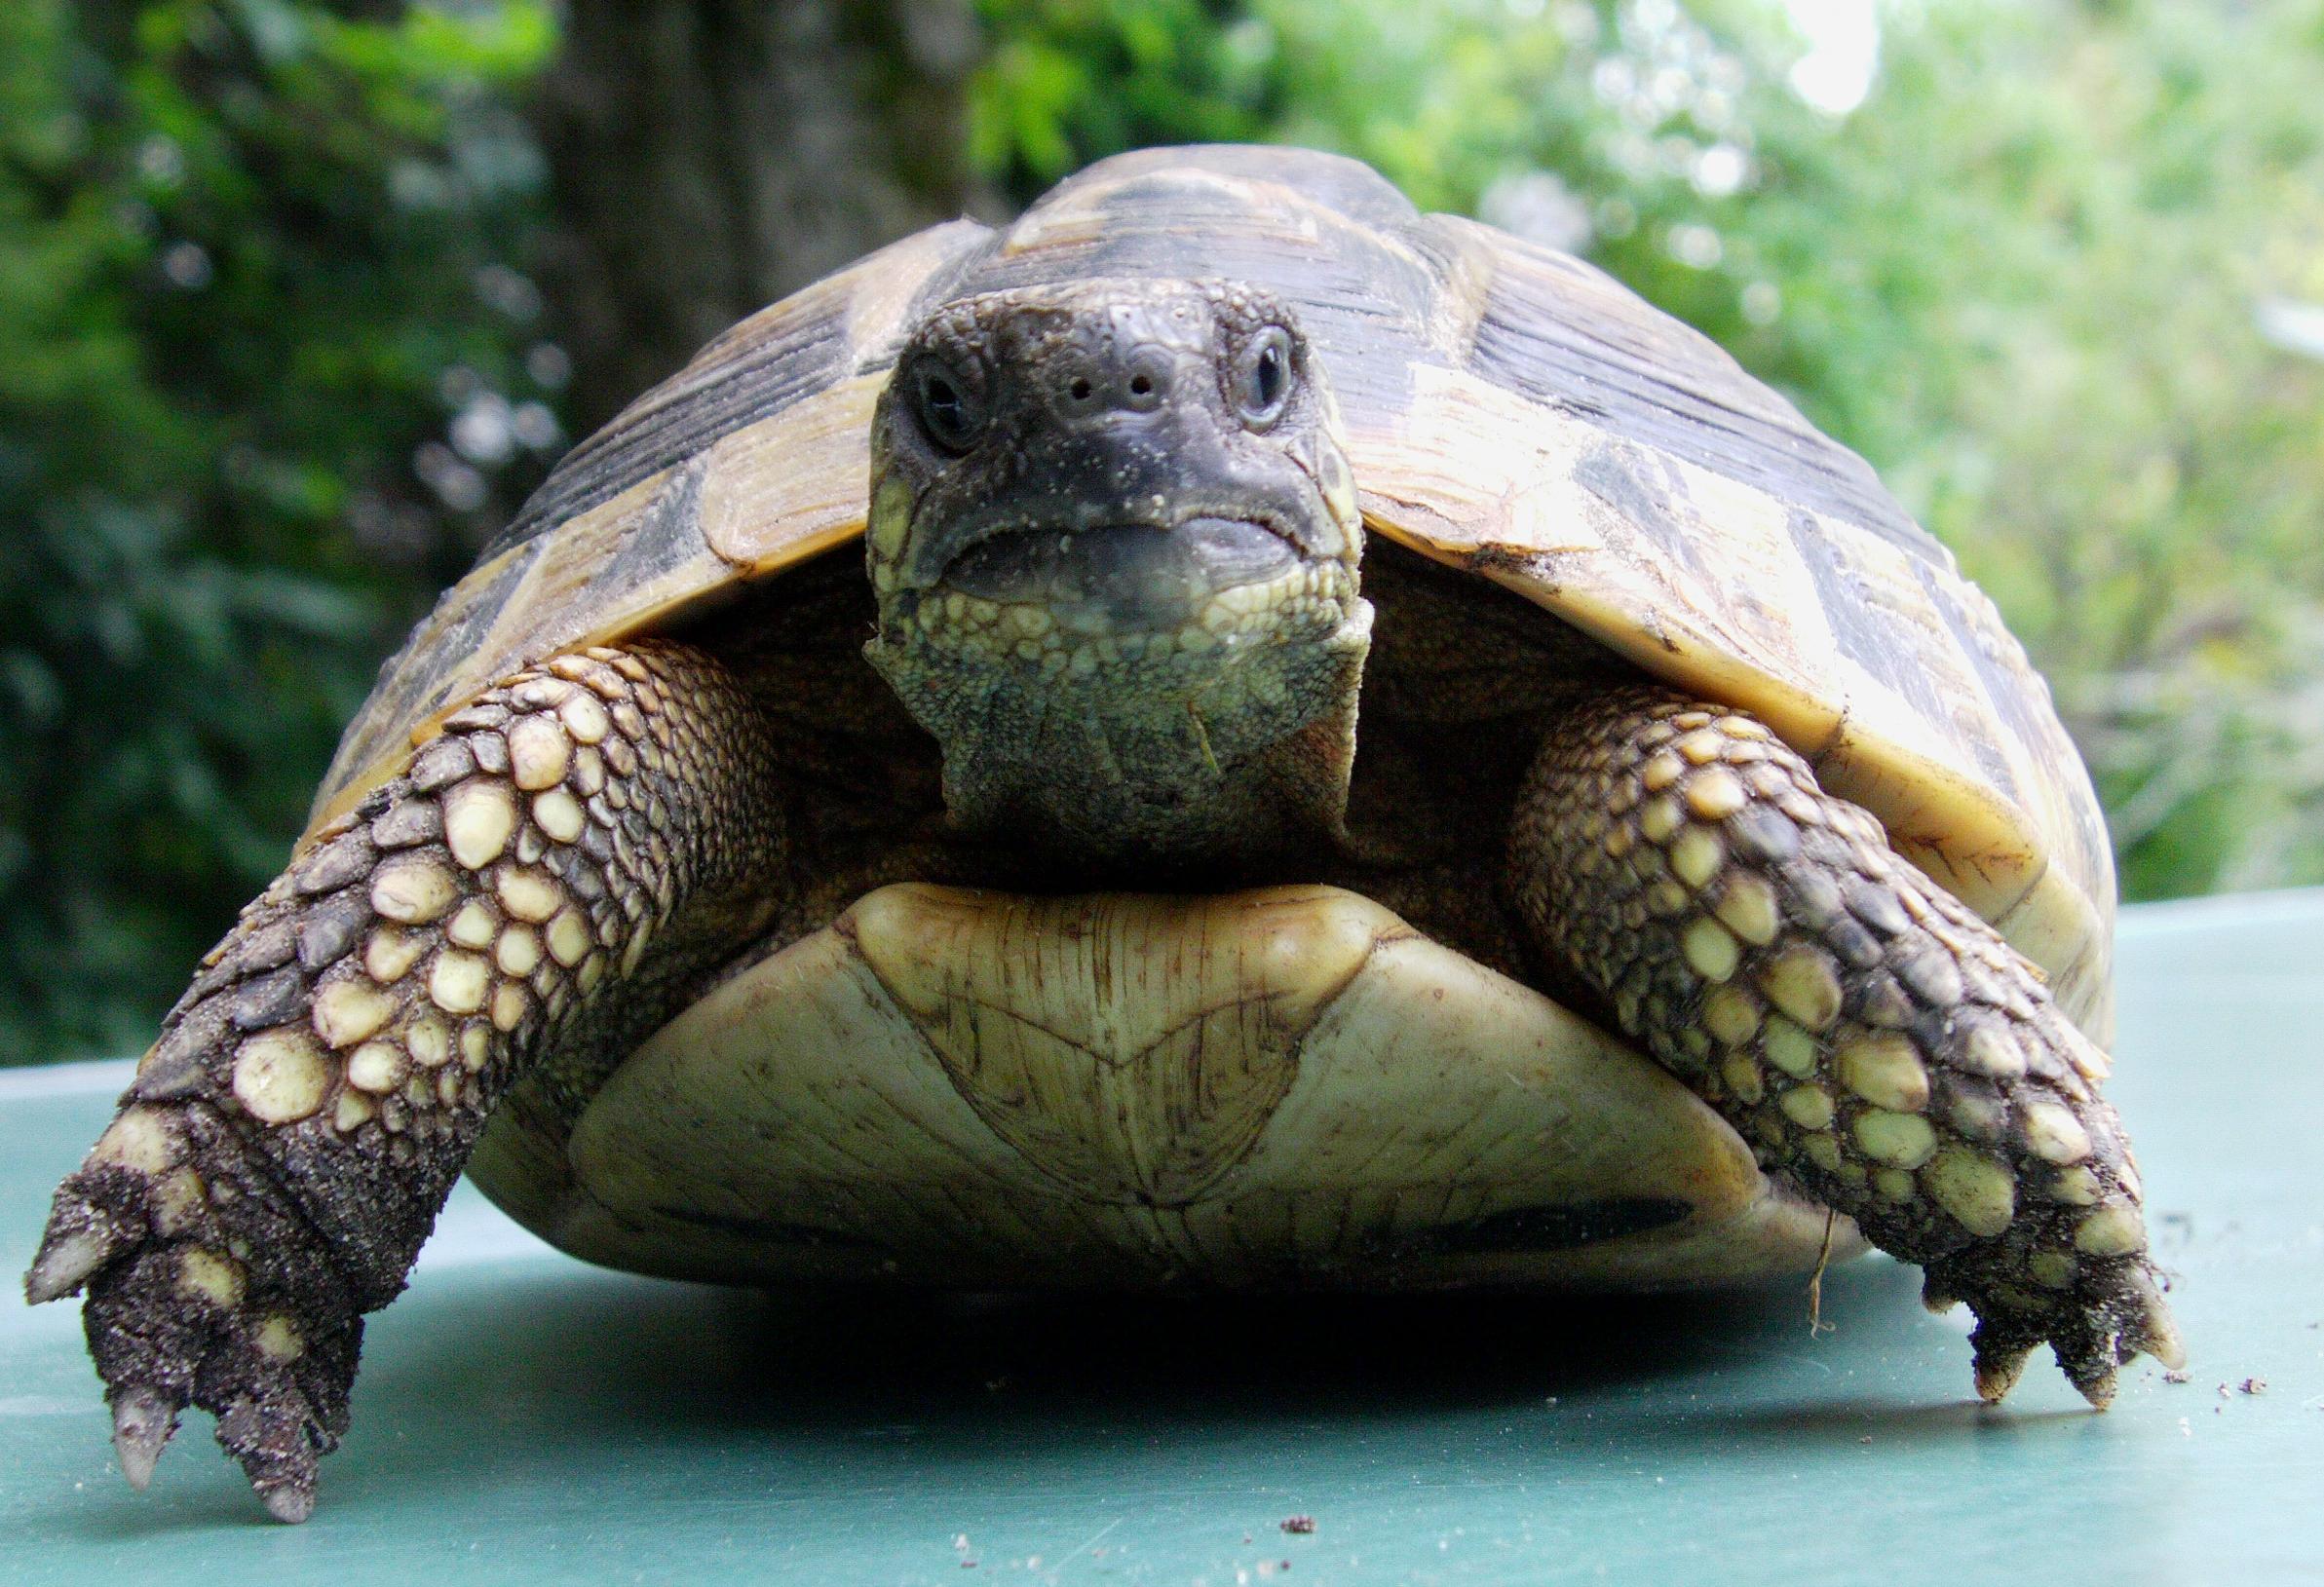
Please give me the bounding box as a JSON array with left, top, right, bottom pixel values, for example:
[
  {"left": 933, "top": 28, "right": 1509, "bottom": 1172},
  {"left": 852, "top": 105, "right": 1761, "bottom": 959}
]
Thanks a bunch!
[
  {"left": 1505, "top": 688, "right": 2183, "bottom": 1404},
  {"left": 24, "top": 641, "right": 783, "bottom": 1520}
]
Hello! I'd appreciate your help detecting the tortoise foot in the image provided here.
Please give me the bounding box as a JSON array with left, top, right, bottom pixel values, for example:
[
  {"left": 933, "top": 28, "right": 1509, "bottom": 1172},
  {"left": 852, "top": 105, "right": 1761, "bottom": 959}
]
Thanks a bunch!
[
  {"left": 27, "top": 637, "right": 785, "bottom": 1518},
  {"left": 28, "top": 1098, "right": 362, "bottom": 1520},
  {"left": 1508, "top": 687, "right": 2185, "bottom": 1402},
  {"left": 1929, "top": 1229, "right": 2183, "bottom": 1409}
]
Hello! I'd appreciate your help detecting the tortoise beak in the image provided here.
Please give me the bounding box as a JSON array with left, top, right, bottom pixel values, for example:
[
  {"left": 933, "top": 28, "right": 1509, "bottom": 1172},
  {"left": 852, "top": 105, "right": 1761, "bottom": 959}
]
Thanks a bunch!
[
  {"left": 895, "top": 396, "right": 1350, "bottom": 633},
  {"left": 939, "top": 516, "right": 1304, "bottom": 631}
]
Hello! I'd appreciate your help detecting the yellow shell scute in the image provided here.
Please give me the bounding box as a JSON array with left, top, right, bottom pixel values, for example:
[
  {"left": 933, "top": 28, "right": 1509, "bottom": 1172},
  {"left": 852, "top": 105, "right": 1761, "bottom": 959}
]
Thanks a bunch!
[{"left": 513, "top": 882, "right": 1865, "bottom": 1296}]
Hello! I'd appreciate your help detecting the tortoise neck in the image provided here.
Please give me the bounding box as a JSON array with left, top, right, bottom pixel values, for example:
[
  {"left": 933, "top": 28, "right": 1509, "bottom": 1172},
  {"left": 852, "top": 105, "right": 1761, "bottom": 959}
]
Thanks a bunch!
[{"left": 867, "top": 599, "right": 1373, "bottom": 872}]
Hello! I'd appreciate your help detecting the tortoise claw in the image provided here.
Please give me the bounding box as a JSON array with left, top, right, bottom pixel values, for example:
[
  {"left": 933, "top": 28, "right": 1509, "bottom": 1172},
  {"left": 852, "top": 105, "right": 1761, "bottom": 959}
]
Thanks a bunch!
[
  {"left": 1971, "top": 1337, "right": 2033, "bottom": 1404},
  {"left": 25, "top": 1206, "right": 123, "bottom": 1304},
  {"left": 110, "top": 1387, "right": 179, "bottom": 1491},
  {"left": 262, "top": 1482, "right": 317, "bottom": 1527},
  {"left": 2124, "top": 1266, "right": 2187, "bottom": 1372},
  {"left": 1950, "top": 1241, "right": 2181, "bottom": 1410},
  {"left": 218, "top": 1392, "right": 323, "bottom": 1524},
  {"left": 2067, "top": 1363, "right": 2121, "bottom": 1411}
]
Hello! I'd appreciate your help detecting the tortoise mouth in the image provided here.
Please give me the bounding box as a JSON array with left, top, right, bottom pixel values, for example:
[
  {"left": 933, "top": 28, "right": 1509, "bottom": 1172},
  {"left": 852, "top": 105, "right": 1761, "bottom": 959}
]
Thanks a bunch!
[{"left": 936, "top": 517, "right": 1313, "bottom": 634}]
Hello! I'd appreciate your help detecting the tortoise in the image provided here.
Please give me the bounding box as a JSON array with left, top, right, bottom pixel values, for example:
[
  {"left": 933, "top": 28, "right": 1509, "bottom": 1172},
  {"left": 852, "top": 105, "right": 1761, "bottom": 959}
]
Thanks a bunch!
[{"left": 29, "top": 144, "right": 2182, "bottom": 1521}]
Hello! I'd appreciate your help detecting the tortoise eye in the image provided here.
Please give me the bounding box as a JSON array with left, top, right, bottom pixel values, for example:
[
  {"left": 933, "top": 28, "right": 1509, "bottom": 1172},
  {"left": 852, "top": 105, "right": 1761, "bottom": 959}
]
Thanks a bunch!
[
  {"left": 1231, "top": 325, "right": 1296, "bottom": 429},
  {"left": 912, "top": 356, "right": 987, "bottom": 452}
]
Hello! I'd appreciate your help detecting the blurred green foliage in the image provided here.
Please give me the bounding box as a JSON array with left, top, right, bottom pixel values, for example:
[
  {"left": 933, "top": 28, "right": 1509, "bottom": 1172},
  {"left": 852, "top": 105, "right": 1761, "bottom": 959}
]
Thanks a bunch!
[
  {"left": 0, "top": 0, "right": 558, "bottom": 1059},
  {"left": 4, "top": 0, "right": 2321, "bottom": 1060}
]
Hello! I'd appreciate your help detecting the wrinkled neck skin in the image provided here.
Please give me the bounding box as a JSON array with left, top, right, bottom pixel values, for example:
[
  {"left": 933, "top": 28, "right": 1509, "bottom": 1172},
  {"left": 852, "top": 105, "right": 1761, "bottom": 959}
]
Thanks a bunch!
[
  {"left": 873, "top": 599, "right": 1372, "bottom": 875},
  {"left": 862, "top": 278, "right": 1373, "bottom": 878}
]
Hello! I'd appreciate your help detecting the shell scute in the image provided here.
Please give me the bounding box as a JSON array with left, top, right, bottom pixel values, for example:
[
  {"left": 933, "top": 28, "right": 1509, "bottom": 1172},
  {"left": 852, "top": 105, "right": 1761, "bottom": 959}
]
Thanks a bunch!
[{"left": 315, "top": 144, "right": 2111, "bottom": 1032}]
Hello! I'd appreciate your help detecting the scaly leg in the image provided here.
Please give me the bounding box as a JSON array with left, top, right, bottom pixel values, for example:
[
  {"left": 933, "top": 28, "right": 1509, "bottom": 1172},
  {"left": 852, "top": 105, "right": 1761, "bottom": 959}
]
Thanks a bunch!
[
  {"left": 25, "top": 641, "right": 783, "bottom": 1519},
  {"left": 1506, "top": 688, "right": 2182, "bottom": 1403}
]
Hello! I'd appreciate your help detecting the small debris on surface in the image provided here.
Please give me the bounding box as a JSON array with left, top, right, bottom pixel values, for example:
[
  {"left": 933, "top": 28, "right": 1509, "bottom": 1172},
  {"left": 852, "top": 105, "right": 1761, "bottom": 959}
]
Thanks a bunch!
[
  {"left": 1280, "top": 1515, "right": 1316, "bottom": 1535},
  {"left": 2239, "top": 1378, "right": 2268, "bottom": 1395},
  {"left": 2162, "top": 1370, "right": 2191, "bottom": 1384}
]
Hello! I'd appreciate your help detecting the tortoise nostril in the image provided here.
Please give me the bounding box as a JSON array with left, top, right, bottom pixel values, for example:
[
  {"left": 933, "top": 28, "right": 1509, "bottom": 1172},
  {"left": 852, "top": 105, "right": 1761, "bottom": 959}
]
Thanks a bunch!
[
  {"left": 1128, "top": 374, "right": 1153, "bottom": 397},
  {"left": 1068, "top": 376, "right": 1093, "bottom": 402}
]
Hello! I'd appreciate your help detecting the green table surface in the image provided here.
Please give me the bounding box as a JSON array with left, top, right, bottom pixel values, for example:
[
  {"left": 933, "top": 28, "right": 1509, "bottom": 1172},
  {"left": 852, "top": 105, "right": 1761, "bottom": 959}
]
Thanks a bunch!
[{"left": 4, "top": 892, "right": 2320, "bottom": 1585}]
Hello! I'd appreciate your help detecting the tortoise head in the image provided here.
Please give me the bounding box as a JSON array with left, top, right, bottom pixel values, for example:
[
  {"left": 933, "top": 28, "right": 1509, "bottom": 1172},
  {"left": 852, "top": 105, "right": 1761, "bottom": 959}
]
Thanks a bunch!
[{"left": 865, "top": 279, "right": 1373, "bottom": 869}]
